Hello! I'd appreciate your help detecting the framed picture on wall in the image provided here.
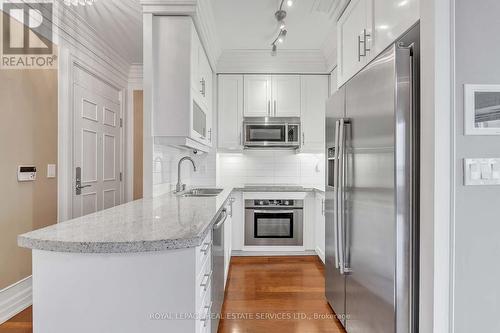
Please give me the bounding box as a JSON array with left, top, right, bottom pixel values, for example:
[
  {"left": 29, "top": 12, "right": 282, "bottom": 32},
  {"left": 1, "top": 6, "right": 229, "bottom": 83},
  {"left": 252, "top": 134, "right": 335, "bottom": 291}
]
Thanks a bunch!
[{"left": 464, "top": 84, "right": 500, "bottom": 135}]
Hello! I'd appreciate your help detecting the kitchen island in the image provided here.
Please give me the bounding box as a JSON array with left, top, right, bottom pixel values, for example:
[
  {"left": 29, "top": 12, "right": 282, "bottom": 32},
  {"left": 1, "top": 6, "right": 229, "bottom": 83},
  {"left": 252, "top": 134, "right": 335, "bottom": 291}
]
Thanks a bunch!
[{"left": 18, "top": 188, "right": 234, "bottom": 333}]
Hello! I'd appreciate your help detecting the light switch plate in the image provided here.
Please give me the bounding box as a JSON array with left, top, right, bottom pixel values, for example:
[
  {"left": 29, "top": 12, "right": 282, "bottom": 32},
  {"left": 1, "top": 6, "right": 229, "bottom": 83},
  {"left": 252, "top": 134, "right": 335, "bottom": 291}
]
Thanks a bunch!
[
  {"left": 47, "top": 164, "right": 56, "bottom": 178},
  {"left": 464, "top": 158, "right": 500, "bottom": 186}
]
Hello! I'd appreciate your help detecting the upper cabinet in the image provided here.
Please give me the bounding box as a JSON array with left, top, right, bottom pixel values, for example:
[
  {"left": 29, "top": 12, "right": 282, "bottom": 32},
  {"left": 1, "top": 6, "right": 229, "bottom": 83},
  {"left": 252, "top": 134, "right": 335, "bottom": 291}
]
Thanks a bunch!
[
  {"left": 337, "top": 0, "right": 373, "bottom": 87},
  {"left": 218, "top": 75, "right": 243, "bottom": 150},
  {"left": 337, "top": 0, "right": 419, "bottom": 87},
  {"left": 243, "top": 75, "right": 271, "bottom": 117},
  {"left": 243, "top": 75, "right": 301, "bottom": 117},
  {"left": 153, "top": 16, "right": 213, "bottom": 151},
  {"left": 300, "top": 75, "right": 329, "bottom": 152},
  {"left": 271, "top": 76, "right": 301, "bottom": 117}
]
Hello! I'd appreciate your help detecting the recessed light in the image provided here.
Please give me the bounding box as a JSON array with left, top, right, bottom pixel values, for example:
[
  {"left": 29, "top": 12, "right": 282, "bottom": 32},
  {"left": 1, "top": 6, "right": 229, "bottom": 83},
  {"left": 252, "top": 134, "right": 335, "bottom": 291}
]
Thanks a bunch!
[{"left": 287, "top": 0, "right": 293, "bottom": 7}]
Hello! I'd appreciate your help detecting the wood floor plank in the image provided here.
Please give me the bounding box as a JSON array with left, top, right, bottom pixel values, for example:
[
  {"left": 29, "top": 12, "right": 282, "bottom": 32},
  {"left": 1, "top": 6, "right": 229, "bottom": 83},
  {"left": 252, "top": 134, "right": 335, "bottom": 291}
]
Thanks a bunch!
[{"left": 218, "top": 256, "right": 346, "bottom": 333}]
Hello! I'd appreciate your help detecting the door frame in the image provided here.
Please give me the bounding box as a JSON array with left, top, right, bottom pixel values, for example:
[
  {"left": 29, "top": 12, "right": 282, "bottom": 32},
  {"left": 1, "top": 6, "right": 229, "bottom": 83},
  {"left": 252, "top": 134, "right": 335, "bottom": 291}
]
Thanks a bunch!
[{"left": 58, "top": 49, "right": 126, "bottom": 222}]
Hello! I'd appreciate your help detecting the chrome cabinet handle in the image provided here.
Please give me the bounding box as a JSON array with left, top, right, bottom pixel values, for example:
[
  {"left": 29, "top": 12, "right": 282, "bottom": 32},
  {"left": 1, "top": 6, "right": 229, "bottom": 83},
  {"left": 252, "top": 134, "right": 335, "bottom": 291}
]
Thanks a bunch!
[
  {"left": 337, "top": 118, "right": 346, "bottom": 275},
  {"left": 267, "top": 100, "right": 271, "bottom": 116},
  {"left": 274, "top": 100, "right": 277, "bottom": 116},
  {"left": 358, "top": 35, "right": 362, "bottom": 62},
  {"left": 200, "top": 78, "right": 206, "bottom": 96},
  {"left": 362, "top": 29, "right": 371, "bottom": 55},
  {"left": 208, "top": 129, "right": 212, "bottom": 142},
  {"left": 200, "top": 270, "right": 213, "bottom": 290},
  {"left": 200, "top": 302, "right": 212, "bottom": 326},
  {"left": 200, "top": 241, "right": 212, "bottom": 254},
  {"left": 302, "top": 132, "right": 305, "bottom": 145},
  {"left": 358, "top": 29, "right": 371, "bottom": 61}
]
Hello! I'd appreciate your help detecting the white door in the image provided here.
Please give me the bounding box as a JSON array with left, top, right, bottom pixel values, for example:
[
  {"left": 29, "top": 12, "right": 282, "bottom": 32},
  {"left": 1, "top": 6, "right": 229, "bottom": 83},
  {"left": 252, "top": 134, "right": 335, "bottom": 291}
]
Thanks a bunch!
[
  {"left": 72, "top": 75, "right": 122, "bottom": 218},
  {"left": 300, "top": 75, "right": 329, "bottom": 152},
  {"left": 218, "top": 75, "right": 243, "bottom": 150},
  {"left": 337, "top": 0, "right": 372, "bottom": 86},
  {"left": 271, "top": 75, "right": 301, "bottom": 117},
  {"left": 243, "top": 75, "right": 271, "bottom": 117}
]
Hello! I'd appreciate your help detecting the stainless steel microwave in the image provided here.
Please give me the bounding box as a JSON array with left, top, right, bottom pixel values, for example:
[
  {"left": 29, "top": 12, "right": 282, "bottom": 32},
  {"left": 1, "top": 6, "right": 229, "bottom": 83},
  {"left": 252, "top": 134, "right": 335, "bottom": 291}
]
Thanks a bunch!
[{"left": 243, "top": 117, "right": 301, "bottom": 149}]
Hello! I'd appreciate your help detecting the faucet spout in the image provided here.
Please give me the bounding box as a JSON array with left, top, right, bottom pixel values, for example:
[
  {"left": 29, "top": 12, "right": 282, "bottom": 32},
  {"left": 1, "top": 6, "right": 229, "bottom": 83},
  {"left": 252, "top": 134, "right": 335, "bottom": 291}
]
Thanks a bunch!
[{"left": 176, "top": 156, "right": 197, "bottom": 193}]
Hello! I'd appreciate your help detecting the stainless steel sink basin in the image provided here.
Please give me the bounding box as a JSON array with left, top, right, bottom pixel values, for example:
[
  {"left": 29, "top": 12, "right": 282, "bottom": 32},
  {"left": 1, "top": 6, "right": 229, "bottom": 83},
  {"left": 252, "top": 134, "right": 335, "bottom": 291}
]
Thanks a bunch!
[{"left": 180, "top": 188, "right": 224, "bottom": 197}]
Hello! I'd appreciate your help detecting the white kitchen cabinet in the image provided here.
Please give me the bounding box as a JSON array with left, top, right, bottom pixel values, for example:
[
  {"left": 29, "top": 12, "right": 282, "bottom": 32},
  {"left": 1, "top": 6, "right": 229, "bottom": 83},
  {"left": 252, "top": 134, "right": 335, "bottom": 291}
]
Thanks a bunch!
[
  {"left": 372, "top": 0, "right": 419, "bottom": 59},
  {"left": 243, "top": 75, "right": 272, "bottom": 117},
  {"left": 271, "top": 75, "right": 301, "bottom": 117},
  {"left": 218, "top": 75, "right": 243, "bottom": 150},
  {"left": 243, "top": 75, "right": 301, "bottom": 118},
  {"left": 337, "top": 0, "right": 419, "bottom": 87},
  {"left": 300, "top": 75, "right": 329, "bottom": 152},
  {"left": 153, "top": 16, "right": 213, "bottom": 151},
  {"left": 337, "top": 0, "right": 373, "bottom": 87},
  {"left": 230, "top": 191, "right": 244, "bottom": 251},
  {"left": 315, "top": 192, "right": 326, "bottom": 263}
]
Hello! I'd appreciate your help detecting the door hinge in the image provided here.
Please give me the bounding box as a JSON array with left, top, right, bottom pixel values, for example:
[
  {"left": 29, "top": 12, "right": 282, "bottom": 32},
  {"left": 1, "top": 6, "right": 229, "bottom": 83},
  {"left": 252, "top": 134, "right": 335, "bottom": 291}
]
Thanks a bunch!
[
  {"left": 119, "top": 172, "right": 123, "bottom": 181},
  {"left": 120, "top": 118, "right": 123, "bottom": 128}
]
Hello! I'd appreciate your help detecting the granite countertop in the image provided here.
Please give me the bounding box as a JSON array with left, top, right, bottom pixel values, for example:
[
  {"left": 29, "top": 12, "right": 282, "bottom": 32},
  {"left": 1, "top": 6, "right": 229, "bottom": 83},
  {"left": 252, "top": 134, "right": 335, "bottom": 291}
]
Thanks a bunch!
[
  {"left": 18, "top": 188, "right": 233, "bottom": 254},
  {"left": 17, "top": 185, "right": 324, "bottom": 254}
]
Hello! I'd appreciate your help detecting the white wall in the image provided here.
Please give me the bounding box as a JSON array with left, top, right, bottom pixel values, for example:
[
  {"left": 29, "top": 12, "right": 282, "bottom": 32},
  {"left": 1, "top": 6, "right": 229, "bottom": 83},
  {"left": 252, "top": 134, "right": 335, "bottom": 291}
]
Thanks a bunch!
[
  {"left": 216, "top": 151, "right": 324, "bottom": 189},
  {"left": 152, "top": 146, "right": 216, "bottom": 196}
]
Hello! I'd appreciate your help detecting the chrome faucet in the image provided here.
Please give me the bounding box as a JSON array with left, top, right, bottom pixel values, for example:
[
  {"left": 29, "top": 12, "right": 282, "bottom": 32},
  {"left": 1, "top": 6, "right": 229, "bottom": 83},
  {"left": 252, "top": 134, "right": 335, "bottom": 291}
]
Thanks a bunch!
[{"left": 176, "top": 156, "right": 197, "bottom": 193}]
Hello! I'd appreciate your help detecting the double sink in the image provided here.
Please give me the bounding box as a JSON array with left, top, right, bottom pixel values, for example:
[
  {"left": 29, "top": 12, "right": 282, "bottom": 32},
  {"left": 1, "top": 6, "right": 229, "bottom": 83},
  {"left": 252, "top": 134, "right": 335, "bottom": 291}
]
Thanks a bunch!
[{"left": 179, "top": 188, "right": 224, "bottom": 197}]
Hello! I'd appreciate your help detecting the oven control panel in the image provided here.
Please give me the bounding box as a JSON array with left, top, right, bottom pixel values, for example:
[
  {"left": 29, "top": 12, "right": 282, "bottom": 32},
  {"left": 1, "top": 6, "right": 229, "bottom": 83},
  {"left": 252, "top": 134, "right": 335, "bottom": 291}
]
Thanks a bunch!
[{"left": 253, "top": 200, "right": 295, "bottom": 207}]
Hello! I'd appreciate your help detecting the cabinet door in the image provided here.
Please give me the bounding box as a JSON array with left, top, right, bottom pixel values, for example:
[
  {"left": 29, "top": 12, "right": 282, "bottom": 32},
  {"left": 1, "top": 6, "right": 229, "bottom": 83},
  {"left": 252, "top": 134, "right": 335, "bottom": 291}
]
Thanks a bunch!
[
  {"left": 337, "top": 0, "right": 373, "bottom": 86},
  {"left": 271, "top": 75, "right": 301, "bottom": 117},
  {"left": 315, "top": 193, "right": 326, "bottom": 263},
  {"left": 218, "top": 75, "right": 243, "bottom": 150},
  {"left": 300, "top": 75, "right": 328, "bottom": 152},
  {"left": 244, "top": 75, "right": 272, "bottom": 117},
  {"left": 372, "top": 0, "right": 419, "bottom": 59}
]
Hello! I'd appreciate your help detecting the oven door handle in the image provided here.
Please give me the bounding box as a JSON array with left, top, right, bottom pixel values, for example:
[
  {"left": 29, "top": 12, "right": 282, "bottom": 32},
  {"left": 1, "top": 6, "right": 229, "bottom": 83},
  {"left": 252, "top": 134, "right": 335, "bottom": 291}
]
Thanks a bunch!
[{"left": 253, "top": 210, "right": 295, "bottom": 214}]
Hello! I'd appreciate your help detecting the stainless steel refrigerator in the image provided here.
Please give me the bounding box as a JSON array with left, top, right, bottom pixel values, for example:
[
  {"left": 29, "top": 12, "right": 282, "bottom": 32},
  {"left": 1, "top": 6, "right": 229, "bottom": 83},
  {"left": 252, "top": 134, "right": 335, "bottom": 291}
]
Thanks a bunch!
[{"left": 325, "top": 24, "right": 419, "bottom": 333}]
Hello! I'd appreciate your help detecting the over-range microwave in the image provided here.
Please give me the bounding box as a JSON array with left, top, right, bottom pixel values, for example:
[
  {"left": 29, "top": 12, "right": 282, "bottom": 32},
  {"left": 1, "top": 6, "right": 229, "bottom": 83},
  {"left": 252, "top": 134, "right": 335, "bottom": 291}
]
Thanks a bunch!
[{"left": 243, "top": 117, "right": 301, "bottom": 149}]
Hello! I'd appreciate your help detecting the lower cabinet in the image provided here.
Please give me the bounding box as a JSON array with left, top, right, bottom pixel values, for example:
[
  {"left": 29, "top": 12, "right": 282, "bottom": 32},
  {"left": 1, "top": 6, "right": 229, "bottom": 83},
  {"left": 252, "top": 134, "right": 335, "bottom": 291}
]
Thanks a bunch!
[
  {"left": 196, "top": 231, "right": 213, "bottom": 333},
  {"left": 315, "top": 192, "right": 326, "bottom": 263}
]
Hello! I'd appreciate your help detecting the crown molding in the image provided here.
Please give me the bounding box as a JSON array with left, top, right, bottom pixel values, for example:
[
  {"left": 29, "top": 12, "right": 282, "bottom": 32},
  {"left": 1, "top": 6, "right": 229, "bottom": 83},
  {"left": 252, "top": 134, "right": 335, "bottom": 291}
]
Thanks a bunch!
[
  {"left": 139, "top": 0, "right": 221, "bottom": 71},
  {"left": 216, "top": 49, "right": 328, "bottom": 74}
]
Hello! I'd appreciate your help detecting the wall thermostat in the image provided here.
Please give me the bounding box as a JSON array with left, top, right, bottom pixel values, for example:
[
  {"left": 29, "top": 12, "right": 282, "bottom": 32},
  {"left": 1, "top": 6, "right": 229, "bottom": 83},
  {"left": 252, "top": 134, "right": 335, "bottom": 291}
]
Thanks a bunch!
[{"left": 18, "top": 165, "right": 37, "bottom": 182}]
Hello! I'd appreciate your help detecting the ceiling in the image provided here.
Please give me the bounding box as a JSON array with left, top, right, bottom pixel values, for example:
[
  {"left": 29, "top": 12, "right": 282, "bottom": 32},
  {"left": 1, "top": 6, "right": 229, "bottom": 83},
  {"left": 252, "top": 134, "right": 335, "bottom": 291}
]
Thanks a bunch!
[
  {"left": 212, "top": 0, "right": 339, "bottom": 51},
  {"left": 64, "top": 0, "right": 342, "bottom": 70},
  {"left": 69, "top": 0, "right": 142, "bottom": 64}
]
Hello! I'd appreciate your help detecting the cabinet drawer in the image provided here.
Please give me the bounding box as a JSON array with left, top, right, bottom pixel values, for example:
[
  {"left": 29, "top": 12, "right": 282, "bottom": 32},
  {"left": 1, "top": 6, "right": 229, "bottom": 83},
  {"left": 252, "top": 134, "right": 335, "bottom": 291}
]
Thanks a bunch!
[
  {"left": 196, "top": 285, "right": 211, "bottom": 333},
  {"left": 196, "top": 255, "right": 212, "bottom": 308},
  {"left": 196, "top": 231, "right": 212, "bottom": 271}
]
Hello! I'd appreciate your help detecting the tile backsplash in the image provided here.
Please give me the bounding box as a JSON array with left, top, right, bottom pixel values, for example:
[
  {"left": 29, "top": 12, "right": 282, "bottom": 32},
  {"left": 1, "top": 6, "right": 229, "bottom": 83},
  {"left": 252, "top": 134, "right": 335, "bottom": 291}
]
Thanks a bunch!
[
  {"left": 216, "top": 151, "right": 325, "bottom": 189},
  {"left": 152, "top": 144, "right": 216, "bottom": 196}
]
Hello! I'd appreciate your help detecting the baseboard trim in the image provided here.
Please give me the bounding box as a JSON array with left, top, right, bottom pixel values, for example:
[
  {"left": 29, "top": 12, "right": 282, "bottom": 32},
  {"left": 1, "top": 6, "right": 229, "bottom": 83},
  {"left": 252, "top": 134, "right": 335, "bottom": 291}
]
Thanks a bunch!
[
  {"left": 0, "top": 276, "right": 32, "bottom": 324},
  {"left": 315, "top": 247, "right": 325, "bottom": 264},
  {"left": 232, "top": 250, "right": 317, "bottom": 256}
]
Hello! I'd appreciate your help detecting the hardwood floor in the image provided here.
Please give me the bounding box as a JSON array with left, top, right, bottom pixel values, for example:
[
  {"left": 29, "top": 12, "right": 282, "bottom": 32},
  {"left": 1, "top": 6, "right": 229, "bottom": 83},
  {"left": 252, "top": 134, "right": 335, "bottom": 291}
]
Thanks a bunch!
[
  {"left": 0, "top": 306, "right": 32, "bottom": 333},
  {"left": 218, "top": 256, "right": 346, "bottom": 333},
  {"left": 0, "top": 256, "right": 345, "bottom": 333}
]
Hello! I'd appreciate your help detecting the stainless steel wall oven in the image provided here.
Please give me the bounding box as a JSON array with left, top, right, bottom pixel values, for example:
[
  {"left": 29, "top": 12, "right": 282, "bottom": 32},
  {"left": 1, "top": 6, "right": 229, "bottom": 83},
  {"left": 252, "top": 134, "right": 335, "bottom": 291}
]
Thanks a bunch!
[{"left": 244, "top": 199, "right": 303, "bottom": 246}]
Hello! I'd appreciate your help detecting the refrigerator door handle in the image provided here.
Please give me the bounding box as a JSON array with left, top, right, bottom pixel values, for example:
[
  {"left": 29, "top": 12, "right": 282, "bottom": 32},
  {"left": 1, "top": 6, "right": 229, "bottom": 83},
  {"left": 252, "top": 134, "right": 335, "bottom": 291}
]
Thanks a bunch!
[
  {"left": 337, "top": 118, "right": 346, "bottom": 275},
  {"left": 333, "top": 120, "right": 341, "bottom": 270}
]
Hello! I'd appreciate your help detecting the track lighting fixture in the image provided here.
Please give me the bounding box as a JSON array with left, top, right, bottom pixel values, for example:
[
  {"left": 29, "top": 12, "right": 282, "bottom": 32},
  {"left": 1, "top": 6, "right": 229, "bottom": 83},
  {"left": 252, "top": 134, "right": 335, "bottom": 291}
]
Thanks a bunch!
[{"left": 271, "top": 0, "right": 294, "bottom": 56}]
